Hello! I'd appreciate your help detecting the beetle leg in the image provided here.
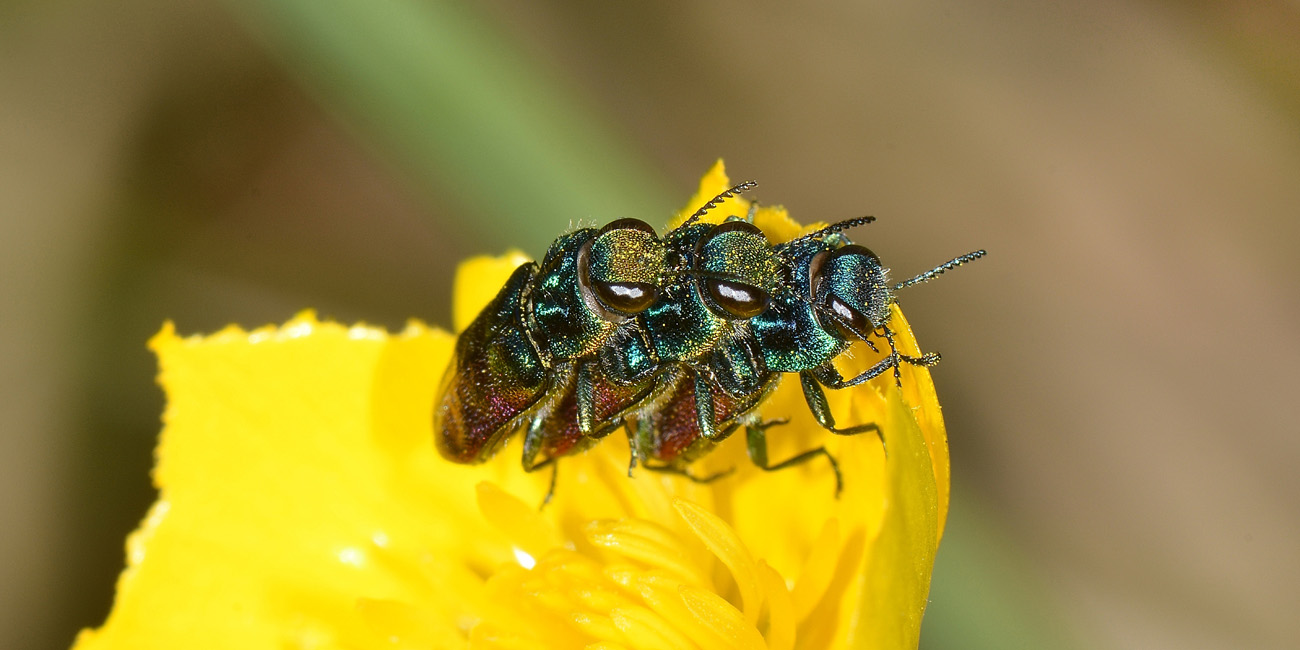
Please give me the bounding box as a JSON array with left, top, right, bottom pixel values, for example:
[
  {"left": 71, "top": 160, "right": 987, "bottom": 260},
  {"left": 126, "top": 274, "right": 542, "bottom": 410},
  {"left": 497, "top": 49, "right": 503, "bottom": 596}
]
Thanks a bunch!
[
  {"left": 900, "top": 351, "right": 942, "bottom": 366},
  {"left": 799, "top": 372, "right": 885, "bottom": 451},
  {"left": 626, "top": 427, "right": 638, "bottom": 477},
  {"left": 692, "top": 371, "right": 723, "bottom": 440},
  {"left": 640, "top": 462, "right": 735, "bottom": 484},
  {"left": 629, "top": 416, "right": 654, "bottom": 477},
  {"left": 575, "top": 361, "right": 598, "bottom": 435},
  {"left": 814, "top": 353, "right": 898, "bottom": 389},
  {"left": 520, "top": 434, "right": 559, "bottom": 509},
  {"left": 542, "top": 463, "right": 558, "bottom": 508},
  {"left": 878, "top": 325, "right": 941, "bottom": 386},
  {"left": 522, "top": 415, "right": 546, "bottom": 471},
  {"left": 821, "top": 326, "right": 939, "bottom": 391},
  {"left": 744, "top": 417, "right": 843, "bottom": 497}
]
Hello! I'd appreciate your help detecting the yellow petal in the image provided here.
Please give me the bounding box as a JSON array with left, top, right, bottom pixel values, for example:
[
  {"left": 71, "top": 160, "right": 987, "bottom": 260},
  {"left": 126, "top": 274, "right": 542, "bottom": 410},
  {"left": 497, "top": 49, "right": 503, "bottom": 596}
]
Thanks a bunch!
[
  {"left": 668, "top": 159, "right": 737, "bottom": 228},
  {"left": 848, "top": 391, "right": 940, "bottom": 649},
  {"left": 476, "top": 481, "right": 564, "bottom": 560},
  {"left": 73, "top": 313, "right": 536, "bottom": 650},
  {"left": 672, "top": 499, "right": 762, "bottom": 626},
  {"left": 678, "top": 585, "right": 766, "bottom": 650},
  {"left": 884, "top": 304, "right": 951, "bottom": 541},
  {"left": 454, "top": 250, "right": 531, "bottom": 331},
  {"left": 76, "top": 161, "right": 954, "bottom": 650},
  {"left": 754, "top": 560, "right": 795, "bottom": 650},
  {"left": 666, "top": 161, "right": 805, "bottom": 244}
]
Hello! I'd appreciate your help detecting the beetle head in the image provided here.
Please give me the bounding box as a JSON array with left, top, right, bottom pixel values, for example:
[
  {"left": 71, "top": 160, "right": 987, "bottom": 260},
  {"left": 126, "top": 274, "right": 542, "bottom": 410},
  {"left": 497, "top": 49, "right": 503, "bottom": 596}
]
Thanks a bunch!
[
  {"left": 579, "top": 218, "right": 668, "bottom": 319},
  {"left": 809, "top": 244, "right": 893, "bottom": 341},
  {"left": 693, "top": 220, "right": 780, "bottom": 320}
]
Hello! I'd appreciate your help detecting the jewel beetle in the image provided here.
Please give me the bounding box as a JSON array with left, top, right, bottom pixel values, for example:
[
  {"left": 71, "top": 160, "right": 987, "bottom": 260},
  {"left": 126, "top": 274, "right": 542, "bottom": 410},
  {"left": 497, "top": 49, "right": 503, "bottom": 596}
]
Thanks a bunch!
[
  {"left": 628, "top": 216, "right": 985, "bottom": 494},
  {"left": 433, "top": 182, "right": 763, "bottom": 468},
  {"left": 518, "top": 203, "right": 784, "bottom": 475}
]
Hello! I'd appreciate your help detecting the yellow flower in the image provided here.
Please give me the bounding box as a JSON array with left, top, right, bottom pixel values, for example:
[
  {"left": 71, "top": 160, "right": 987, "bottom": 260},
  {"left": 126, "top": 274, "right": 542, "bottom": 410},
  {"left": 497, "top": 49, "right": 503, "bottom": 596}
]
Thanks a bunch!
[{"left": 73, "top": 162, "right": 949, "bottom": 650}]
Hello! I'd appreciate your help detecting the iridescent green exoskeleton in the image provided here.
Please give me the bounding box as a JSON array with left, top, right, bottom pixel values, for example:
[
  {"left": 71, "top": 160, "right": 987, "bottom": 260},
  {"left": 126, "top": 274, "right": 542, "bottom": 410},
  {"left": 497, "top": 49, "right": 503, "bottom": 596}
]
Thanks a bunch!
[
  {"left": 759, "top": 236, "right": 987, "bottom": 425},
  {"left": 620, "top": 210, "right": 789, "bottom": 478},
  {"left": 434, "top": 217, "right": 668, "bottom": 464},
  {"left": 520, "top": 202, "right": 784, "bottom": 475},
  {"left": 630, "top": 216, "right": 985, "bottom": 495},
  {"left": 434, "top": 183, "right": 765, "bottom": 472}
]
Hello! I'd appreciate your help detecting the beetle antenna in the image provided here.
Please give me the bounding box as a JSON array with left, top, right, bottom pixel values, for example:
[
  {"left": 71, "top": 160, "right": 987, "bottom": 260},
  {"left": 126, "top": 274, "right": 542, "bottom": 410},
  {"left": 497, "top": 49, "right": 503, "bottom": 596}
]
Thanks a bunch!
[
  {"left": 676, "top": 181, "right": 758, "bottom": 231},
  {"left": 779, "top": 216, "right": 875, "bottom": 248},
  {"left": 892, "top": 250, "right": 986, "bottom": 291}
]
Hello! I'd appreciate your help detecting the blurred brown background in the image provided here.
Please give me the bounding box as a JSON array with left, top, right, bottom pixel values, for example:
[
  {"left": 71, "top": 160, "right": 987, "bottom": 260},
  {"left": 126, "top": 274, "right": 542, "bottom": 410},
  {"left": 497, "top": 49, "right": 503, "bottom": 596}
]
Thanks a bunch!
[{"left": 3, "top": 1, "right": 1298, "bottom": 648}]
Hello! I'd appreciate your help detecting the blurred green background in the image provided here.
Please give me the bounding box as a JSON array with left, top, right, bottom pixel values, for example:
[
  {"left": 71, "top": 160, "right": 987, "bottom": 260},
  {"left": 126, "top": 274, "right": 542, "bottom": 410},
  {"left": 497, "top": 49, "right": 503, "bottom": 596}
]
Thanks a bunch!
[{"left": 3, "top": 1, "right": 1298, "bottom": 648}]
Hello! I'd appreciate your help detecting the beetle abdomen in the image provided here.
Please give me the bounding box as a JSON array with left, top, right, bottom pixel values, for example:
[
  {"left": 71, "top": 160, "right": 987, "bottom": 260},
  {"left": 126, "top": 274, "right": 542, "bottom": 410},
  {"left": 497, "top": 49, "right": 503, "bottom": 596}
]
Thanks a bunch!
[{"left": 435, "top": 263, "right": 551, "bottom": 464}]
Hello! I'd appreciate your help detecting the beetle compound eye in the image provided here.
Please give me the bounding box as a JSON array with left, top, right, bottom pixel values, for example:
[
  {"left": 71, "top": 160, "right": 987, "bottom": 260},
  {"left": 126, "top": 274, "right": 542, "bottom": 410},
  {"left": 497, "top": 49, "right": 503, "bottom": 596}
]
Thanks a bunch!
[
  {"left": 598, "top": 217, "right": 657, "bottom": 236},
  {"left": 695, "top": 220, "right": 779, "bottom": 321},
  {"left": 807, "top": 249, "right": 831, "bottom": 295},
  {"left": 594, "top": 281, "right": 658, "bottom": 315},
  {"left": 705, "top": 278, "right": 769, "bottom": 319},
  {"left": 828, "top": 243, "right": 881, "bottom": 265},
  {"left": 580, "top": 219, "right": 668, "bottom": 321},
  {"left": 811, "top": 242, "right": 892, "bottom": 335},
  {"left": 826, "top": 243, "right": 889, "bottom": 267},
  {"left": 822, "top": 294, "right": 870, "bottom": 340}
]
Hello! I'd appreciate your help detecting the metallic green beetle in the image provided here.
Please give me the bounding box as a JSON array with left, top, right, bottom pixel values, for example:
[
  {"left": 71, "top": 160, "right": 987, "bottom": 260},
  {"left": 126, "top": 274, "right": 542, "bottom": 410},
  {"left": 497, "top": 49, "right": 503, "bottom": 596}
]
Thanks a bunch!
[
  {"left": 434, "top": 217, "right": 667, "bottom": 465},
  {"left": 629, "top": 219, "right": 985, "bottom": 494},
  {"left": 519, "top": 204, "right": 784, "bottom": 474},
  {"left": 433, "top": 183, "right": 765, "bottom": 468}
]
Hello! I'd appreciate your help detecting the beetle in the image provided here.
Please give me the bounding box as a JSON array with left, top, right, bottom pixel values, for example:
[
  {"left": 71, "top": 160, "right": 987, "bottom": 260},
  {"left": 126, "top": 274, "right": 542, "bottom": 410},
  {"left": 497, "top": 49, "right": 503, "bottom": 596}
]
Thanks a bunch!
[
  {"left": 756, "top": 236, "right": 987, "bottom": 426},
  {"left": 518, "top": 203, "right": 784, "bottom": 478},
  {"left": 433, "top": 182, "right": 764, "bottom": 470},
  {"left": 627, "top": 216, "right": 985, "bottom": 494}
]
